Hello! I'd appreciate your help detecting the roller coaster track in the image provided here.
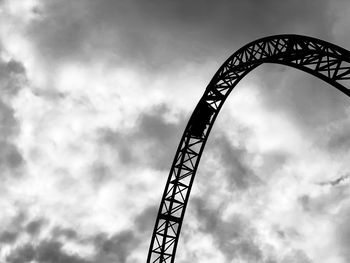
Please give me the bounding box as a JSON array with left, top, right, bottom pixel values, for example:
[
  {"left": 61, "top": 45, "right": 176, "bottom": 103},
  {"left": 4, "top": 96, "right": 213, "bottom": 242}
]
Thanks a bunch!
[{"left": 147, "top": 34, "right": 350, "bottom": 263}]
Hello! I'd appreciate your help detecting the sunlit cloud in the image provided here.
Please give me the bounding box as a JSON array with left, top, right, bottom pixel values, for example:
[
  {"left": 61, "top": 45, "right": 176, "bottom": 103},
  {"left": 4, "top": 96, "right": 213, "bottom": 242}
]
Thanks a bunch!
[{"left": 1, "top": 0, "right": 350, "bottom": 262}]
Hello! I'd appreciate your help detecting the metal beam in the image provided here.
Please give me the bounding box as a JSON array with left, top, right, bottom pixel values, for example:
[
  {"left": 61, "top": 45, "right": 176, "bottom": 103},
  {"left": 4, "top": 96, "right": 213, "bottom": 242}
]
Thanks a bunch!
[{"left": 147, "top": 34, "right": 350, "bottom": 263}]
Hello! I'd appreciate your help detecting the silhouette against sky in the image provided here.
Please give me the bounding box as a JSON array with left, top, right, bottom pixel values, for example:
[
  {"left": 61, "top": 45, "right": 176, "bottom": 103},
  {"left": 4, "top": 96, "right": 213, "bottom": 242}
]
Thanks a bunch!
[{"left": 1, "top": 1, "right": 350, "bottom": 263}]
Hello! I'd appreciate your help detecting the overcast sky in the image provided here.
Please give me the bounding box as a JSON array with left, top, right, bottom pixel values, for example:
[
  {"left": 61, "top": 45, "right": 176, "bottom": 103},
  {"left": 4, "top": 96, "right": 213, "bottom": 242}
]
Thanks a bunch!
[{"left": 1, "top": 0, "right": 350, "bottom": 262}]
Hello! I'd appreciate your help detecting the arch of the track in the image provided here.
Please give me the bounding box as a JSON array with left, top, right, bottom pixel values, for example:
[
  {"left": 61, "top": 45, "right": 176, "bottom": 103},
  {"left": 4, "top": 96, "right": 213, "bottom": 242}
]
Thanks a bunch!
[{"left": 147, "top": 34, "right": 350, "bottom": 263}]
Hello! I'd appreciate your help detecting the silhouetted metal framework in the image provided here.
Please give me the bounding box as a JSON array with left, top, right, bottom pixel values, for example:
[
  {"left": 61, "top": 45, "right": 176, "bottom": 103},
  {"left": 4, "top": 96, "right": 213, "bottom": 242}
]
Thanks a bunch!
[{"left": 147, "top": 34, "right": 350, "bottom": 263}]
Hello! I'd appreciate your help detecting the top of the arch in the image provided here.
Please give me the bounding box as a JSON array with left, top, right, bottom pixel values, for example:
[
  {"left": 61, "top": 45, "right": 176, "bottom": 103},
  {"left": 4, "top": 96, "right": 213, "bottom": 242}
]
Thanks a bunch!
[{"left": 208, "top": 34, "right": 350, "bottom": 97}]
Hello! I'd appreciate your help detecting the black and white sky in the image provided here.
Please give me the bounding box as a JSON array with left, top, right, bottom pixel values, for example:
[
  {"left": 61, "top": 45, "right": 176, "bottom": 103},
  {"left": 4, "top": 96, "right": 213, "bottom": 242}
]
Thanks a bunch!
[{"left": 1, "top": 1, "right": 350, "bottom": 262}]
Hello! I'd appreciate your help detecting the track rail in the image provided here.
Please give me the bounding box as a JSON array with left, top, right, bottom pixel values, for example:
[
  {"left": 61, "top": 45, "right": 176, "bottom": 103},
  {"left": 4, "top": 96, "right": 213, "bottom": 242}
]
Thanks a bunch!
[{"left": 147, "top": 34, "right": 350, "bottom": 263}]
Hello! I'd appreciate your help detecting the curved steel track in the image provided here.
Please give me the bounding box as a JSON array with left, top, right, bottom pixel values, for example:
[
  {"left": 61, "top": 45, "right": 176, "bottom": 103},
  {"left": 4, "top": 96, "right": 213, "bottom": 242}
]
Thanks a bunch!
[{"left": 147, "top": 34, "right": 350, "bottom": 263}]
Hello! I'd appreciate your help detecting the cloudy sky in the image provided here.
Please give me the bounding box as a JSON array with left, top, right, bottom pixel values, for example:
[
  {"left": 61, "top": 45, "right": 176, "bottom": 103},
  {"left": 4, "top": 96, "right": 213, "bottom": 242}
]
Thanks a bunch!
[{"left": 1, "top": 0, "right": 350, "bottom": 262}]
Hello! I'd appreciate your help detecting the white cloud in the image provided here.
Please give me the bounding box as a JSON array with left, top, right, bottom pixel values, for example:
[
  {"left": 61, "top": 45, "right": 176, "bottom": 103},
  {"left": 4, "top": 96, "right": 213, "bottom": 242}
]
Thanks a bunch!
[{"left": 1, "top": 0, "right": 350, "bottom": 262}]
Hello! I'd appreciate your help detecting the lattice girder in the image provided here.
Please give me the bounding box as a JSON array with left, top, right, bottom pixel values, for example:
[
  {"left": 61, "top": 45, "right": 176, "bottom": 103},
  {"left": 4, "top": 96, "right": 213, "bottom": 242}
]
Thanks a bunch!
[{"left": 147, "top": 34, "right": 350, "bottom": 263}]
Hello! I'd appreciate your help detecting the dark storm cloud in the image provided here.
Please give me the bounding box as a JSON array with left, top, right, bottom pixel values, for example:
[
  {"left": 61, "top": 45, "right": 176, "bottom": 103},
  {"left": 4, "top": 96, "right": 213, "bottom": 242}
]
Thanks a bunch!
[
  {"left": 1, "top": 158, "right": 170, "bottom": 263},
  {"left": 134, "top": 205, "right": 158, "bottom": 233},
  {"left": 3, "top": 215, "right": 67, "bottom": 261},
  {"left": 192, "top": 197, "right": 266, "bottom": 262},
  {"left": 135, "top": 106, "right": 185, "bottom": 169},
  {"left": 6, "top": 229, "right": 139, "bottom": 263},
  {"left": 85, "top": 204, "right": 158, "bottom": 259},
  {"left": 253, "top": 65, "right": 350, "bottom": 139},
  {"left": 0, "top": 57, "right": 27, "bottom": 175},
  {"left": 92, "top": 206, "right": 161, "bottom": 261},
  {"left": 0, "top": 213, "right": 47, "bottom": 245},
  {"left": 6, "top": 244, "right": 35, "bottom": 263},
  {"left": 7, "top": 202, "right": 159, "bottom": 263},
  {"left": 0, "top": 99, "right": 18, "bottom": 138},
  {"left": 7, "top": 1, "right": 349, "bottom": 262},
  {"left": 28, "top": 0, "right": 332, "bottom": 69},
  {"left": 0, "top": 140, "right": 23, "bottom": 170},
  {"left": 0, "top": 231, "right": 18, "bottom": 244},
  {"left": 0, "top": 116, "right": 23, "bottom": 174},
  {"left": 26, "top": 0, "right": 347, "bottom": 151},
  {"left": 52, "top": 226, "right": 79, "bottom": 240},
  {"left": 191, "top": 197, "right": 312, "bottom": 262},
  {"left": 27, "top": 0, "right": 348, "bottom": 172},
  {"left": 0, "top": 58, "right": 25, "bottom": 96},
  {"left": 94, "top": 230, "right": 139, "bottom": 263},
  {"left": 25, "top": 218, "right": 47, "bottom": 236},
  {"left": 324, "top": 122, "right": 350, "bottom": 153},
  {"left": 207, "top": 135, "right": 261, "bottom": 190},
  {"left": 5, "top": 60, "right": 25, "bottom": 75},
  {"left": 6, "top": 241, "right": 91, "bottom": 263},
  {"left": 97, "top": 104, "right": 185, "bottom": 171}
]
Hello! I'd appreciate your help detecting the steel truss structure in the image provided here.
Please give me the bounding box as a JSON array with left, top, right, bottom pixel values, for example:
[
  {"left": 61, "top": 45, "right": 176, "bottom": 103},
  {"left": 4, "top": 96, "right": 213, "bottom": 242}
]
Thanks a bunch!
[{"left": 147, "top": 34, "right": 350, "bottom": 263}]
